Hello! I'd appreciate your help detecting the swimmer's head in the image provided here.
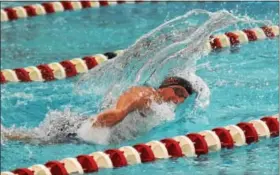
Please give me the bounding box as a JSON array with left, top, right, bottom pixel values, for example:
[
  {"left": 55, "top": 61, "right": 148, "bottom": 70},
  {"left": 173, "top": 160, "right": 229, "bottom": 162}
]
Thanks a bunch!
[{"left": 157, "top": 76, "right": 194, "bottom": 104}]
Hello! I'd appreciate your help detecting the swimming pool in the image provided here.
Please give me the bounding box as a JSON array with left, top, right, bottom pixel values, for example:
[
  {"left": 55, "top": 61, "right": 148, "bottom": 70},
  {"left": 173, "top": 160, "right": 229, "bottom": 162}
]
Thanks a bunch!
[{"left": 1, "top": 1, "right": 279, "bottom": 175}]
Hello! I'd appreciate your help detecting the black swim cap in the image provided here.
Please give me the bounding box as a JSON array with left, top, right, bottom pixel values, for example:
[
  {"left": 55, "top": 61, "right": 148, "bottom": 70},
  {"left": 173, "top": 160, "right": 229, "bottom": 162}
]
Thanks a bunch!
[{"left": 159, "top": 76, "right": 194, "bottom": 95}]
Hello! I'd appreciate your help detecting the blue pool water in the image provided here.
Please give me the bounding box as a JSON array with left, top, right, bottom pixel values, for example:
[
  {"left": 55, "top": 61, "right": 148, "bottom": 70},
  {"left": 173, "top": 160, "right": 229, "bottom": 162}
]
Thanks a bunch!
[{"left": 1, "top": 2, "right": 279, "bottom": 175}]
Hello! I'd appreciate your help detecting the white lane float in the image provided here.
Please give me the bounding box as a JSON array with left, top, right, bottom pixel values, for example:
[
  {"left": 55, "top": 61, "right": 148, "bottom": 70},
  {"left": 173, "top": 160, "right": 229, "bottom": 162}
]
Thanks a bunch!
[
  {"left": 249, "top": 119, "right": 270, "bottom": 138},
  {"left": 173, "top": 135, "right": 196, "bottom": 157},
  {"left": 119, "top": 146, "right": 141, "bottom": 165},
  {"left": 199, "top": 130, "right": 221, "bottom": 152},
  {"left": 224, "top": 125, "right": 246, "bottom": 146},
  {"left": 25, "top": 66, "right": 44, "bottom": 82},
  {"left": 146, "top": 140, "right": 169, "bottom": 159},
  {"left": 90, "top": 151, "right": 113, "bottom": 169},
  {"left": 251, "top": 28, "right": 266, "bottom": 40},
  {"left": 1, "top": 69, "right": 19, "bottom": 82},
  {"left": 48, "top": 62, "right": 66, "bottom": 80},
  {"left": 70, "top": 58, "right": 88, "bottom": 73},
  {"left": 231, "top": 30, "right": 249, "bottom": 43},
  {"left": 61, "top": 158, "right": 84, "bottom": 174},
  {"left": 29, "top": 164, "right": 52, "bottom": 175}
]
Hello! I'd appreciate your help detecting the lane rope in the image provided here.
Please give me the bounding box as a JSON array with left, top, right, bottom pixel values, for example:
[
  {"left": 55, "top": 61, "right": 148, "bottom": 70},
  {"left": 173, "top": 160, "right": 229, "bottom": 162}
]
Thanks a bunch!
[
  {"left": 0, "top": 50, "right": 124, "bottom": 84},
  {"left": 1, "top": 114, "right": 278, "bottom": 175},
  {"left": 0, "top": 0, "right": 148, "bottom": 22},
  {"left": 1, "top": 25, "right": 279, "bottom": 84}
]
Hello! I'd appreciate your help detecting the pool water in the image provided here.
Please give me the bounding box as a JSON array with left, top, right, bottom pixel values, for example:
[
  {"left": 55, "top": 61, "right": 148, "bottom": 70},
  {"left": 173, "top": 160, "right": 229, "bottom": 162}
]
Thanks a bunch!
[{"left": 1, "top": 2, "right": 279, "bottom": 175}]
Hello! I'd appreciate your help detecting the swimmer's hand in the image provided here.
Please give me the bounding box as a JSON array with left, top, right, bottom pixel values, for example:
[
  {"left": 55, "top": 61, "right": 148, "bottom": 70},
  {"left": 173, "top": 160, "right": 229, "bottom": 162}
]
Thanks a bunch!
[{"left": 91, "top": 109, "right": 126, "bottom": 128}]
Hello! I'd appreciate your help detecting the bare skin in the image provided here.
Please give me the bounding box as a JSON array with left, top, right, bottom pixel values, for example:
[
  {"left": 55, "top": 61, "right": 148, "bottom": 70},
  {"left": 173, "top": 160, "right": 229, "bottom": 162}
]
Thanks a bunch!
[{"left": 2, "top": 85, "right": 189, "bottom": 142}]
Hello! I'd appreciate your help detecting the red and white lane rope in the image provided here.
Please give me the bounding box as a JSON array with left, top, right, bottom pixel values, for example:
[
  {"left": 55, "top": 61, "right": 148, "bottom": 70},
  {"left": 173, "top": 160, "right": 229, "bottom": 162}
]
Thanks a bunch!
[
  {"left": 1, "top": 25, "right": 279, "bottom": 85},
  {"left": 0, "top": 50, "right": 124, "bottom": 84},
  {"left": 0, "top": 1, "right": 146, "bottom": 22},
  {"left": 1, "top": 114, "right": 279, "bottom": 175},
  {"left": 206, "top": 25, "right": 279, "bottom": 52}
]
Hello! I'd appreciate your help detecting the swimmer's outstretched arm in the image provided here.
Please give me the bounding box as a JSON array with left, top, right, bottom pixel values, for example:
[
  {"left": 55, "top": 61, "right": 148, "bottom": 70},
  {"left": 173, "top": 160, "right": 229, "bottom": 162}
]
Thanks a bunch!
[{"left": 2, "top": 131, "right": 33, "bottom": 141}]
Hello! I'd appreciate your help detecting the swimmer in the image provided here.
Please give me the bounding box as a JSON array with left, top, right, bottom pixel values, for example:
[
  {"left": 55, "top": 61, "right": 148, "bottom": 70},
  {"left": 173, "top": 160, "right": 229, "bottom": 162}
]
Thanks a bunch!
[
  {"left": 92, "top": 76, "right": 194, "bottom": 127},
  {"left": 2, "top": 76, "right": 194, "bottom": 143}
]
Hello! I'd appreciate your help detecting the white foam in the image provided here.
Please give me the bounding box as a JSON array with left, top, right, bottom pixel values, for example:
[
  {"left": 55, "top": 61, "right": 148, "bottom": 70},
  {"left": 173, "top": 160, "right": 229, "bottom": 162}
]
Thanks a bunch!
[{"left": 77, "top": 121, "right": 111, "bottom": 145}]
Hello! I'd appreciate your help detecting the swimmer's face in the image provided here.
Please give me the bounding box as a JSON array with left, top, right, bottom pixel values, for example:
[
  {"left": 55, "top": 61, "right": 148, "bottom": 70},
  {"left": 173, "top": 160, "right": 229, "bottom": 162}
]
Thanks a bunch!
[{"left": 158, "top": 85, "right": 189, "bottom": 104}]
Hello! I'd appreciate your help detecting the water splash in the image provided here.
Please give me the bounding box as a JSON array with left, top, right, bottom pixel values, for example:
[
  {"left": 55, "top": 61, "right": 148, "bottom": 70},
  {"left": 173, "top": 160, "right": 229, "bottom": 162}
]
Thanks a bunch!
[
  {"left": 1, "top": 108, "right": 87, "bottom": 144},
  {"left": 76, "top": 121, "right": 111, "bottom": 145},
  {"left": 74, "top": 9, "right": 270, "bottom": 111}
]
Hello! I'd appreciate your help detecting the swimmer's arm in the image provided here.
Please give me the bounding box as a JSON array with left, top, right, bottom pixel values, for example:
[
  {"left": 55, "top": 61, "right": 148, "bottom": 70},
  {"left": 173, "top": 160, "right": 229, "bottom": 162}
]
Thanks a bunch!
[
  {"left": 92, "top": 87, "right": 156, "bottom": 128},
  {"left": 92, "top": 109, "right": 126, "bottom": 128},
  {"left": 2, "top": 132, "right": 33, "bottom": 141},
  {"left": 92, "top": 97, "right": 149, "bottom": 128}
]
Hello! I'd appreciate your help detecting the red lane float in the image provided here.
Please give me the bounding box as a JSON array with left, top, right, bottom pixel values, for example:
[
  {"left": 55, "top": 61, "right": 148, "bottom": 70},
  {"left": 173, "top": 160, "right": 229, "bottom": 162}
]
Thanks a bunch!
[
  {"left": 212, "top": 127, "right": 234, "bottom": 149},
  {"left": 3, "top": 8, "right": 18, "bottom": 20},
  {"left": 161, "top": 138, "right": 184, "bottom": 157},
  {"left": 45, "top": 161, "right": 68, "bottom": 175},
  {"left": 133, "top": 144, "right": 156, "bottom": 162},
  {"left": 209, "top": 35, "right": 222, "bottom": 49},
  {"left": 0, "top": 71, "right": 6, "bottom": 84},
  {"left": 12, "top": 168, "right": 33, "bottom": 175},
  {"left": 2, "top": 114, "right": 278, "bottom": 175},
  {"left": 261, "top": 26, "right": 275, "bottom": 38},
  {"left": 225, "top": 32, "right": 240, "bottom": 46},
  {"left": 83, "top": 56, "right": 99, "bottom": 69},
  {"left": 104, "top": 149, "right": 128, "bottom": 167},
  {"left": 1, "top": 25, "right": 278, "bottom": 85},
  {"left": 186, "top": 133, "right": 208, "bottom": 155},
  {"left": 243, "top": 29, "right": 258, "bottom": 41},
  {"left": 23, "top": 6, "right": 37, "bottom": 17},
  {"left": 76, "top": 155, "right": 98, "bottom": 173},
  {"left": 41, "top": 3, "right": 55, "bottom": 14},
  {"left": 80, "top": 2, "right": 92, "bottom": 9},
  {"left": 14, "top": 68, "right": 31, "bottom": 82},
  {"left": 37, "top": 64, "right": 55, "bottom": 81},
  {"left": 60, "top": 2, "right": 74, "bottom": 11},
  {"left": 237, "top": 122, "right": 259, "bottom": 144},
  {"left": 59, "top": 61, "right": 78, "bottom": 78},
  {"left": 0, "top": 1, "right": 147, "bottom": 22},
  {"left": 261, "top": 117, "right": 279, "bottom": 137}
]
